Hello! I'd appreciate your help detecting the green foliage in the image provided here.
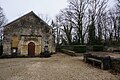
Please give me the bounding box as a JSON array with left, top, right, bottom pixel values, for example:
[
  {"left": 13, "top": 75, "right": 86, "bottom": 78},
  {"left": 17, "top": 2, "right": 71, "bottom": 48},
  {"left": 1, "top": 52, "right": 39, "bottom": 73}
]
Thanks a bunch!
[
  {"left": 73, "top": 45, "right": 86, "bottom": 53},
  {"left": 60, "top": 45, "right": 73, "bottom": 51},
  {"left": 61, "top": 45, "right": 86, "bottom": 53},
  {"left": 93, "top": 45, "right": 104, "bottom": 51}
]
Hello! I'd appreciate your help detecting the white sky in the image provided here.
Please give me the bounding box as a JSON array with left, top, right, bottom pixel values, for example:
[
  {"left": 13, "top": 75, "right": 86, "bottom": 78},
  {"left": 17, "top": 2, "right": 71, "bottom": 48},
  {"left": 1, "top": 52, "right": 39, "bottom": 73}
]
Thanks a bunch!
[
  {"left": 0, "top": 0, "right": 68, "bottom": 22},
  {"left": 0, "top": 0, "right": 115, "bottom": 23}
]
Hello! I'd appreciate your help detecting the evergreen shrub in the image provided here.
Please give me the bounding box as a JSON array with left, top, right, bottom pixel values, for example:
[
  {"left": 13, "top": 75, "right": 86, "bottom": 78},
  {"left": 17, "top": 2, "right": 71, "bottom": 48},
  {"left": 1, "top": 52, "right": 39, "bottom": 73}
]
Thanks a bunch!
[
  {"left": 73, "top": 45, "right": 86, "bottom": 53},
  {"left": 93, "top": 45, "right": 104, "bottom": 51}
]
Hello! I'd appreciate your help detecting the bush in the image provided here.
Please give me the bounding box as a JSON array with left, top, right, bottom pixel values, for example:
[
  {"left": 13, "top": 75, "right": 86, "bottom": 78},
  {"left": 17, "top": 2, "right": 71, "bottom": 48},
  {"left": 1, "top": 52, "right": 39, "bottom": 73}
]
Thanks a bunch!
[
  {"left": 40, "top": 51, "right": 51, "bottom": 58},
  {"left": 60, "top": 45, "right": 73, "bottom": 51},
  {"left": 93, "top": 45, "right": 104, "bottom": 51},
  {"left": 73, "top": 45, "right": 86, "bottom": 53}
]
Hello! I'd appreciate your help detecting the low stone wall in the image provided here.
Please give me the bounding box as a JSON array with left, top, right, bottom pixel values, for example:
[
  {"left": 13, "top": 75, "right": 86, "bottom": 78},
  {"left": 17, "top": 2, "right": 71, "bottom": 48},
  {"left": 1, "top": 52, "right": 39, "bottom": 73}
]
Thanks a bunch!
[
  {"left": 61, "top": 49, "right": 76, "bottom": 56},
  {"left": 84, "top": 53, "right": 111, "bottom": 70},
  {"left": 60, "top": 45, "right": 86, "bottom": 53}
]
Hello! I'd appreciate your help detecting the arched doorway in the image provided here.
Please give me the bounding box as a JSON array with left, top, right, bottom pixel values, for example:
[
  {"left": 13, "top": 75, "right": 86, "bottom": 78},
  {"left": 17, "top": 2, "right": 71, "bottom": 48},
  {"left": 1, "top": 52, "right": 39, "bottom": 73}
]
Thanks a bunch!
[{"left": 28, "top": 42, "right": 35, "bottom": 57}]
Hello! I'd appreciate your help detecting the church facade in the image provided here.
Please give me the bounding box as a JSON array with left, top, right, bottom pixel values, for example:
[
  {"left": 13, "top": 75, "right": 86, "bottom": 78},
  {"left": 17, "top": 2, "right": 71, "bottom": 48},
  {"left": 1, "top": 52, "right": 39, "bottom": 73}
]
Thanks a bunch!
[{"left": 3, "top": 11, "right": 55, "bottom": 56}]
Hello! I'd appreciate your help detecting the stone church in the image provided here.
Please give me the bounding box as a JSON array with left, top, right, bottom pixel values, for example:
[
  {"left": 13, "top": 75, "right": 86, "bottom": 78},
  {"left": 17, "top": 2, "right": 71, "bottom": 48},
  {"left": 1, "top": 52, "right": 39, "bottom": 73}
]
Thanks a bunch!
[{"left": 3, "top": 11, "right": 55, "bottom": 56}]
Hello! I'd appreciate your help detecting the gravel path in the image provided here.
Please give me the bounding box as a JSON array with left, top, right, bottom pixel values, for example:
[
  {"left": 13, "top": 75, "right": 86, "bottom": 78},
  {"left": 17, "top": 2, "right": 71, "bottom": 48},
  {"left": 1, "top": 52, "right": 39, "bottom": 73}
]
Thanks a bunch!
[{"left": 0, "top": 53, "right": 119, "bottom": 80}]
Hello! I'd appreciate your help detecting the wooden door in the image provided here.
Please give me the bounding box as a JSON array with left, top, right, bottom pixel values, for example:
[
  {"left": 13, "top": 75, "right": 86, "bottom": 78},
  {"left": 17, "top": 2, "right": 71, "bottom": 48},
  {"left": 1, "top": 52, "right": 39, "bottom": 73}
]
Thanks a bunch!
[{"left": 28, "top": 42, "right": 35, "bottom": 57}]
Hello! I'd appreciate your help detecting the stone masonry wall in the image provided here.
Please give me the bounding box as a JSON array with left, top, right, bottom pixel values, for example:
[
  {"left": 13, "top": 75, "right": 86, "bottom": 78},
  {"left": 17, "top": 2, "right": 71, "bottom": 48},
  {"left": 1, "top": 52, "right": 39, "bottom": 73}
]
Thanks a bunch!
[{"left": 3, "top": 12, "right": 55, "bottom": 56}]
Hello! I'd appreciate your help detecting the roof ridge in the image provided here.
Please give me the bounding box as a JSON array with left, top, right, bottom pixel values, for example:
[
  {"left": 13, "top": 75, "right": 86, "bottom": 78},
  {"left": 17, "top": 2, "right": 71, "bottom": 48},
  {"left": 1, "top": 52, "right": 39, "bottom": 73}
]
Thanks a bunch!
[
  {"left": 4, "top": 11, "right": 52, "bottom": 29},
  {"left": 4, "top": 11, "right": 35, "bottom": 27}
]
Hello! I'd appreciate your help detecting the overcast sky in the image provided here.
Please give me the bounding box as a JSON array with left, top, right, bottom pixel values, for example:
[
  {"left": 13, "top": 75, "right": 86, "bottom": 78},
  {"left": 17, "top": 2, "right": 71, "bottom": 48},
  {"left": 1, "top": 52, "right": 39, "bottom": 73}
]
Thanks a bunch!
[{"left": 0, "top": 0, "right": 115, "bottom": 23}]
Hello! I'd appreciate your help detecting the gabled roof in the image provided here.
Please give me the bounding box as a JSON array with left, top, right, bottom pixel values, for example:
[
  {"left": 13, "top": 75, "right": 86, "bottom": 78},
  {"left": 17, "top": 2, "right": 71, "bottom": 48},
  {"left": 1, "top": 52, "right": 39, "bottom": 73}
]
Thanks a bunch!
[{"left": 4, "top": 11, "right": 51, "bottom": 29}]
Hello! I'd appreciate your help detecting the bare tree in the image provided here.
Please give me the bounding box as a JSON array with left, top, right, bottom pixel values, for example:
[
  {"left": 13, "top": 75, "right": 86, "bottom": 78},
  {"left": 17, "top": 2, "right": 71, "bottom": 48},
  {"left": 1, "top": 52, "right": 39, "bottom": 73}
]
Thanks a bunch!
[
  {"left": 57, "top": 8, "right": 74, "bottom": 45},
  {"left": 103, "top": 0, "right": 120, "bottom": 46},
  {"left": 116, "top": 0, "right": 120, "bottom": 9},
  {"left": 38, "top": 13, "right": 51, "bottom": 25},
  {"left": 53, "top": 0, "right": 120, "bottom": 47},
  {"left": 0, "top": 6, "right": 7, "bottom": 46},
  {"left": 0, "top": 7, "right": 7, "bottom": 26},
  {"left": 101, "top": 7, "right": 119, "bottom": 46},
  {"left": 0, "top": 6, "right": 7, "bottom": 39},
  {"left": 116, "top": 0, "right": 120, "bottom": 45},
  {"left": 101, "top": 12, "right": 108, "bottom": 45},
  {"left": 87, "top": 0, "right": 108, "bottom": 45},
  {"left": 67, "top": 0, "right": 89, "bottom": 45},
  {"left": 51, "top": 15, "right": 63, "bottom": 50}
]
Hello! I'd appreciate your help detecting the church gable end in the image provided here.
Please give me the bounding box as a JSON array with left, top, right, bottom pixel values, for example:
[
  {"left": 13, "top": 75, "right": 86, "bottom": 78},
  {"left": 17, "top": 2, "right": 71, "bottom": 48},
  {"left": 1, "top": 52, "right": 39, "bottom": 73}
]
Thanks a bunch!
[
  {"left": 4, "top": 11, "right": 51, "bottom": 36},
  {"left": 3, "top": 11, "right": 55, "bottom": 56}
]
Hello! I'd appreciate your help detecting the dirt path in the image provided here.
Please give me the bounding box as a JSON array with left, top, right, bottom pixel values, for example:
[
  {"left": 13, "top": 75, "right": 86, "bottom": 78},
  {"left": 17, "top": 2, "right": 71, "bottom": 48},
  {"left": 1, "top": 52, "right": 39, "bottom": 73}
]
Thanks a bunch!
[{"left": 0, "top": 53, "right": 119, "bottom": 80}]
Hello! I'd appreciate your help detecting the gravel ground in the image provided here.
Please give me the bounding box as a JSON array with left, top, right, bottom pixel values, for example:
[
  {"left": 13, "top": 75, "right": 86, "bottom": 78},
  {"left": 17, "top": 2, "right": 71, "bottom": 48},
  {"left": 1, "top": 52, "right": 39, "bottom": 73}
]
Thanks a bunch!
[{"left": 0, "top": 53, "right": 119, "bottom": 80}]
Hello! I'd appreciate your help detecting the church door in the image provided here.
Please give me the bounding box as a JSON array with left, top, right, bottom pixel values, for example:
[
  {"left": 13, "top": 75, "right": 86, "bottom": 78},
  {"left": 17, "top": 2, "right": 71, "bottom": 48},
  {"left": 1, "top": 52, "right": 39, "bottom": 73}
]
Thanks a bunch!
[{"left": 28, "top": 42, "right": 35, "bottom": 57}]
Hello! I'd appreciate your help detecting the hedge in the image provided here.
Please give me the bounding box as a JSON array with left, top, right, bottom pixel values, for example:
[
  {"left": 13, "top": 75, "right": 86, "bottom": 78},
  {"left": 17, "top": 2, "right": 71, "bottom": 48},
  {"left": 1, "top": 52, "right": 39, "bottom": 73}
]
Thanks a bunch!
[
  {"left": 60, "top": 45, "right": 73, "bottom": 51},
  {"left": 93, "top": 45, "right": 104, "bottom": 51},
  {"left": 61, "top": 45, "right": 86, "bottom": 53},
  {"left": 73, "top": 45, "right": 86, "bottom": 53}
]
